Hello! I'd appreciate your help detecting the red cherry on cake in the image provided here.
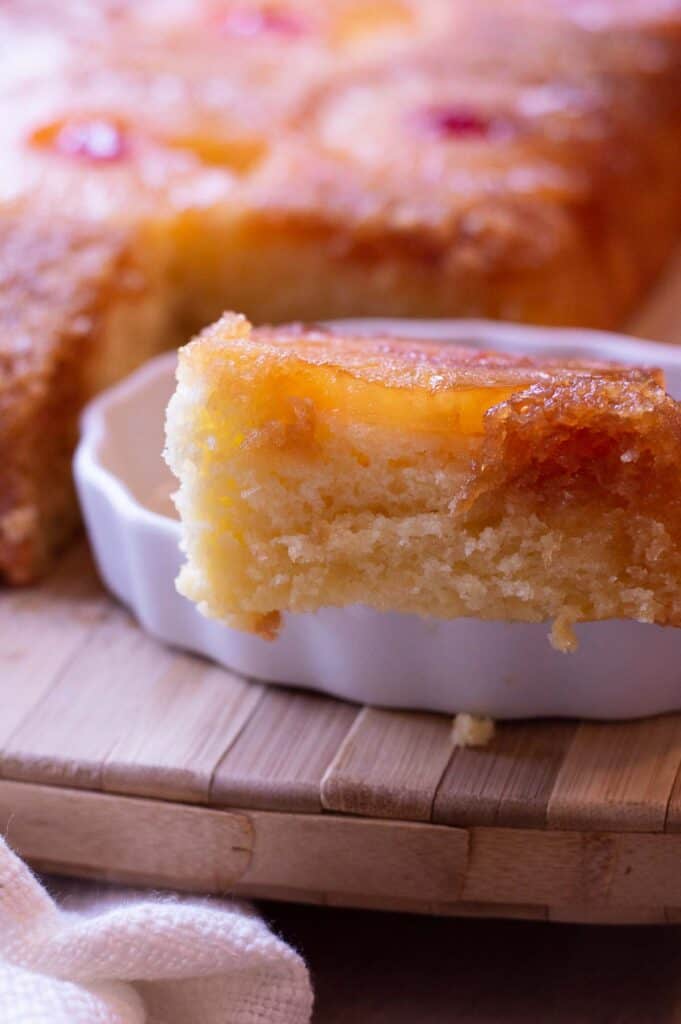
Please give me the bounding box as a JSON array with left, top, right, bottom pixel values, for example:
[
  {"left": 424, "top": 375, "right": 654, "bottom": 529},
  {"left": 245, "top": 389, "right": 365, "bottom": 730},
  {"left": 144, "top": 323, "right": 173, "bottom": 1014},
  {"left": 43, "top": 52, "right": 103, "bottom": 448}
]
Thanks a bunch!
[
  {"left": 217, "top": 5, "right": 309, "bottom": 37},
  {"left": 416, "top": 105, "right": 510, "bottom": 141}
]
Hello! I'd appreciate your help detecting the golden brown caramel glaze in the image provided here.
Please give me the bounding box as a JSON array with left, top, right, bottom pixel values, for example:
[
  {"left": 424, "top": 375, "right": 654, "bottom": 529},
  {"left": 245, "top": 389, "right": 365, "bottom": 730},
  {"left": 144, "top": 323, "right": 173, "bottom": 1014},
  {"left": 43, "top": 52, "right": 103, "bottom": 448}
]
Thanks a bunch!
[
  {"left": 465, "top": 376, "right": 681, "bottom": 546},
  {"left": 0, "top": 207, "right": 167, "bottom": 581},
  {"left": 246, "top": 322, "right": 663, "bottom": 391},
  {"left": 461, "top": 375, "right": 681, "bottom": 631},
  {"left": 188, "top": 316, "right": 667, "bottom": 450}
]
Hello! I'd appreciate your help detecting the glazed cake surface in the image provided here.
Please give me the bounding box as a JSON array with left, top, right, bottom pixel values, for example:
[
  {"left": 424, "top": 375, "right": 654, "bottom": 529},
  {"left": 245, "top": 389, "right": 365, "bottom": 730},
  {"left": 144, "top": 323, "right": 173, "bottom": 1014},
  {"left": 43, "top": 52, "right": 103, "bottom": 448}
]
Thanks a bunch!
[
  {"left": 165, "top": 315, "right": 681, "bottom": 648},
  {"left": 0, "top": 207, "right": 171, "bottom": 581},
  {"left": 3, "top": 0, "right": 681, "bottom": 580}
]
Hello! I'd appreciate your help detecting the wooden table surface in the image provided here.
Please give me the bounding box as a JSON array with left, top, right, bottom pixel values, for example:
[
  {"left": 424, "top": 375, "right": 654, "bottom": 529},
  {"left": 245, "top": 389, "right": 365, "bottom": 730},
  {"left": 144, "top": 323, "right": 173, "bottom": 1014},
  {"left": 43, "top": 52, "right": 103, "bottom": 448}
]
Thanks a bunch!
[{"left": 267, "top": 902, "right": 681, "bottom": 1023}]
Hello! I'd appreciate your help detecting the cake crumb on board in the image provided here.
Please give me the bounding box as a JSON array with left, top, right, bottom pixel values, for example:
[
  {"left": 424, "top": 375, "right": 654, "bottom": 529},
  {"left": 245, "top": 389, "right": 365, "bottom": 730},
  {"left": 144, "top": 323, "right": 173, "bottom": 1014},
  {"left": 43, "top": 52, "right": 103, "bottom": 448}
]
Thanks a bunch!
[{"left": 451, "top": 713, "right": 495, "bottom": 748}]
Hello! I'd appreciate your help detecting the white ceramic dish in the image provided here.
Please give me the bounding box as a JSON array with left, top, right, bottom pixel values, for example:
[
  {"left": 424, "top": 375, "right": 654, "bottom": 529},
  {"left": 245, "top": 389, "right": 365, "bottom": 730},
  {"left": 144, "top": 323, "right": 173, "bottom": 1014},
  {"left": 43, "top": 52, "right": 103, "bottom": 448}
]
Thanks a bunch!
[{"left": 74, "top": 319, "right": 681, "bottom": 719}]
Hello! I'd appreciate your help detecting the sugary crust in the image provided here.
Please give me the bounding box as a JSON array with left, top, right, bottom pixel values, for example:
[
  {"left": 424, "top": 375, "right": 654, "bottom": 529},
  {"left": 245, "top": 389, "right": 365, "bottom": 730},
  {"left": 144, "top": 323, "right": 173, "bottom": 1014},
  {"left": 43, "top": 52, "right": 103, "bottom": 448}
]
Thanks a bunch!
[
  {"left": 0, "top": 208, "right": 161, "bottom": 581},
  {"left": 463, "top": 373, "right": 681, "bottom": 634},
  {"left": 464, "top": 375, "right": 681, "bottom": 533},
  {"left": 190, "top": 314, "right": 662, "bottom": 392},
  {"left": 0, "top": 207, "right": 135, "bottom": 380}
]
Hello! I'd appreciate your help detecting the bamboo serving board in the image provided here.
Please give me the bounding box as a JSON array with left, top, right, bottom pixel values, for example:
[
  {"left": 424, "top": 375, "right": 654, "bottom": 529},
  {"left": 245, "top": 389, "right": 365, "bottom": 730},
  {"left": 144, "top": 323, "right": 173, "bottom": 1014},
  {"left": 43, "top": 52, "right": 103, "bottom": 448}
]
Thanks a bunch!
[{"left": 2, "top": 258, "right": 681, "bottom": 925}]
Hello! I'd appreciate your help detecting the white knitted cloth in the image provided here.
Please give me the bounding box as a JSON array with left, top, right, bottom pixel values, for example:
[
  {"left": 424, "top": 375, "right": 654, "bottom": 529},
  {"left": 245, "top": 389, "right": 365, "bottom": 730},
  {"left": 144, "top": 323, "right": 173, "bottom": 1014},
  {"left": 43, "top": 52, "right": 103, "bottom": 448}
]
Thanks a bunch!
[{"left": 0, "top": 836, "right": 313, "bottom": 1024}]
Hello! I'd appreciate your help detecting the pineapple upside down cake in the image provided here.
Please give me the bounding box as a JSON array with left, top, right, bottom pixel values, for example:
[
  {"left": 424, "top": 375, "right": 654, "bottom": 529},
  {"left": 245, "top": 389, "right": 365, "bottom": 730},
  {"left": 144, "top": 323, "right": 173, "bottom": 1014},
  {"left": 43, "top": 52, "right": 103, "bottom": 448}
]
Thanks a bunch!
[
  {"left": 2, "top": 0, "right": 681, "bottom": 582},
  {"left": 166, "top": 315, "right": 681, "bottom": 649}
]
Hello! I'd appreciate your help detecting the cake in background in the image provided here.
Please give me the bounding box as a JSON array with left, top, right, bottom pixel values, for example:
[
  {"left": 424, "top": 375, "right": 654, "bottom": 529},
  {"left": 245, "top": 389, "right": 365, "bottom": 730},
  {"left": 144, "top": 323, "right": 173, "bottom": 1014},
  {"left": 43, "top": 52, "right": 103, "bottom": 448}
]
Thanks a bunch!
[{"left": 2, "top": 0, "right": 681, "bottom": 581}]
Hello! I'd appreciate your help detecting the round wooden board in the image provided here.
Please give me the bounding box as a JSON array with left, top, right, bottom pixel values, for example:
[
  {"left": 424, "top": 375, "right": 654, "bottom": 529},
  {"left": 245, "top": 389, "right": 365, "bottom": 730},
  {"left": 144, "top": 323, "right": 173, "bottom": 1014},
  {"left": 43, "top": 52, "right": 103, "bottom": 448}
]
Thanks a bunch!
[{"left": 1, "top": 539, "right": 681, "bottom": 924}]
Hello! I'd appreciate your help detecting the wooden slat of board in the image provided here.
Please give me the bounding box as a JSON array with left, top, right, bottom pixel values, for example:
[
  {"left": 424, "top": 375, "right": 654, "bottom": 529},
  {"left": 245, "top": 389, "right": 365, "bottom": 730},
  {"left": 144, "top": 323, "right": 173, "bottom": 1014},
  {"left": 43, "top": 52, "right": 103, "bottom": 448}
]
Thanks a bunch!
[
  {"left": 433, "top": 721, "right": 576, "bottom": 828},
  {"left": 231, "top": 884, "right": 330, "bottom": 908},
  {"left": 464, "top": 828, "right": 681, "bottom": 909},
  {"left": 244, "top": 811, "right": 468, "bottom": 904},
  {"left": 103, "top": 657, "right": 264, "bottom": 803},
  {"left": 211, "top": 689, "right": 357, "bottom": 812},
  {"left": 235, "top": 892, "right": 511, "bottom": 918},
  {"left": 230, "top": 888, "right": 545, "bottom": 922},
  {"left": 463, "top": 828, "right": 583, "bottom": 906},
  {"left": 321, "top": 708, "right": 454, "bottom": 821},
  {"left": 0, "top": 607, "right": 177, "bottom": 789},
  {"left": 547, "top": 717, "right": 681, "bottom": 832},
  {"left": 0, "top": 545, "right": 108, "bottom": 747},
  {"left": 0, "top": 780, "right": 252, "bottom": 893},
  {"left": 589, "top": 833, "right": 681, "bottom": 909},
  {"left": 661, "top": 762, "right": 681, "bottom": 831},
  {"left": 7, "top": 777, "right": 681, "bottom": 918}
]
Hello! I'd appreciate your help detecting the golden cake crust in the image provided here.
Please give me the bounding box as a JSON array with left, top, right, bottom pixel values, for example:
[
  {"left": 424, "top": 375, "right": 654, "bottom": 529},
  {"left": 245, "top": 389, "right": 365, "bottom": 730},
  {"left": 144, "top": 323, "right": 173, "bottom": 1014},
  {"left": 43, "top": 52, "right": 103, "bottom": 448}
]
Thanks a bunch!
[
  {"left": 193, "top": 316, "right": 662, "bottom": 391},
  {"left": 0, "top": 207, "right": 168, "bottom": 581}
]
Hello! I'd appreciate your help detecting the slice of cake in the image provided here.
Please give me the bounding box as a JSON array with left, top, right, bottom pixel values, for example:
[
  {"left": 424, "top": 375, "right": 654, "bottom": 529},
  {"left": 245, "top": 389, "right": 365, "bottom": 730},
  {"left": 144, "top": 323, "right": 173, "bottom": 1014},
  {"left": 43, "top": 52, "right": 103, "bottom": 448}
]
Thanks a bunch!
[{"left": 165, "top": 314, "right": 681, "bottom": 649}]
